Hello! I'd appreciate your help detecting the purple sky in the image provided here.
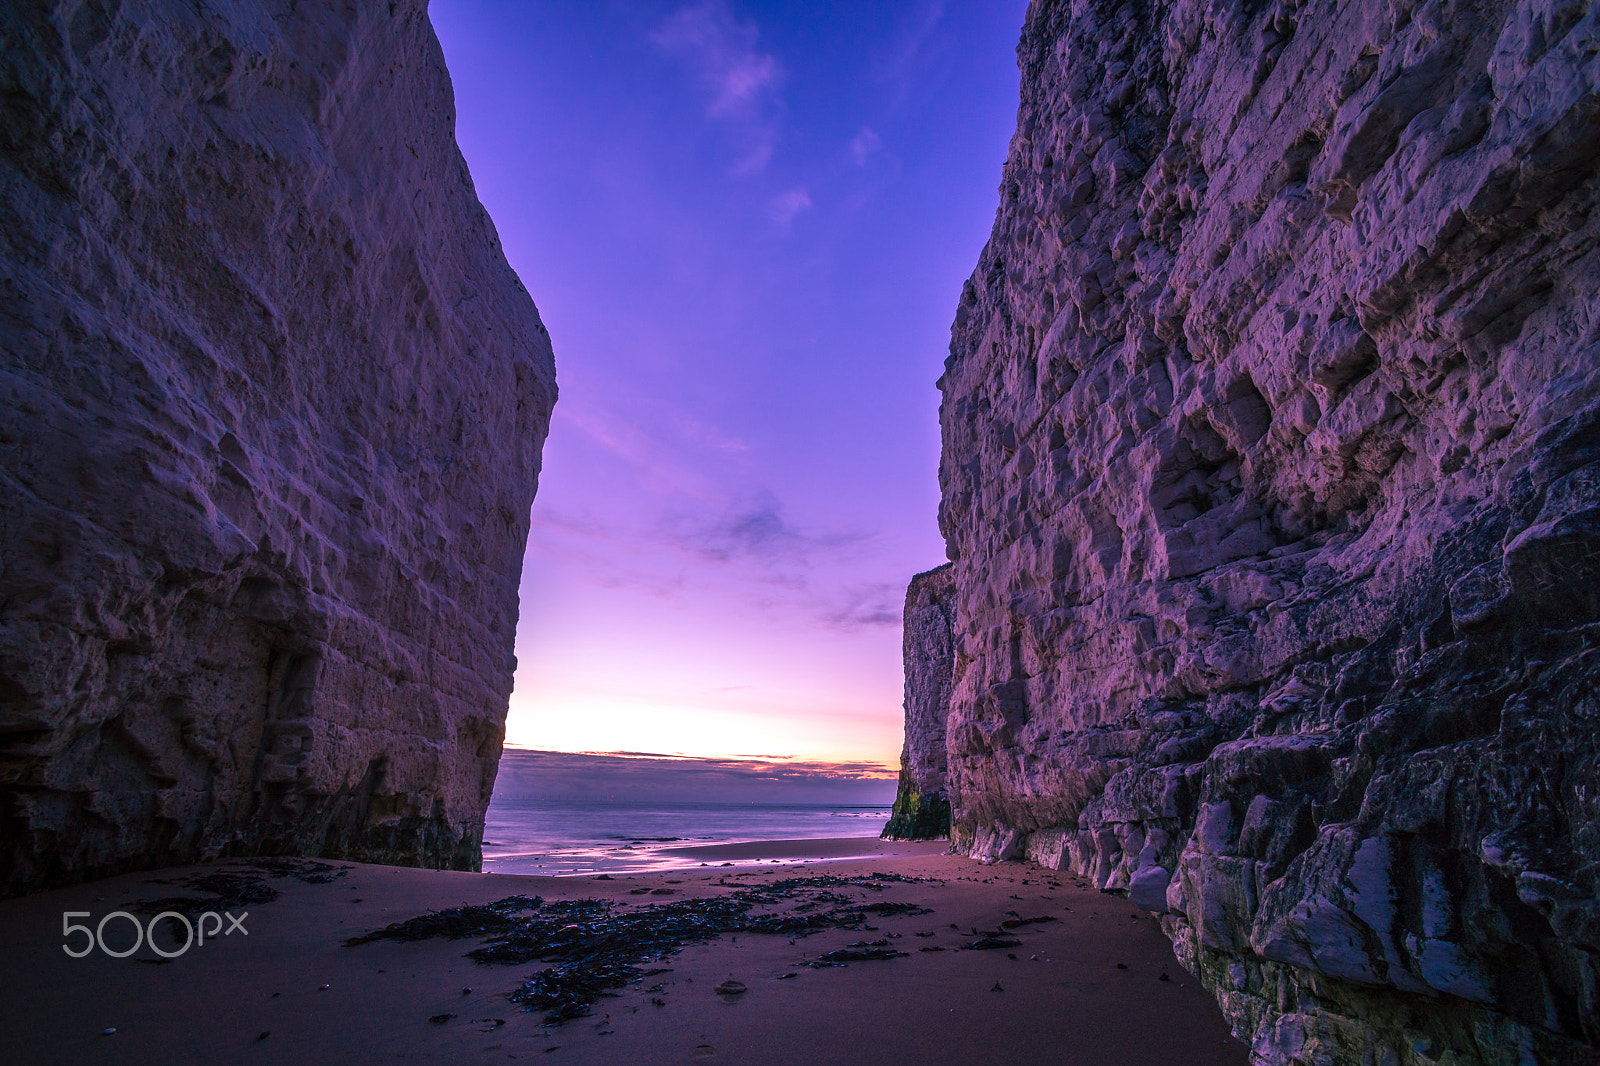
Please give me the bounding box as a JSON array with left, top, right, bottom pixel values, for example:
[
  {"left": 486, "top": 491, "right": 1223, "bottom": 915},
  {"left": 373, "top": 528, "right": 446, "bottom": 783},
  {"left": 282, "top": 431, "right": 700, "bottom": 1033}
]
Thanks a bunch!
[{"left": 431, "top": 1, "right": 1024, "bottom": 767}]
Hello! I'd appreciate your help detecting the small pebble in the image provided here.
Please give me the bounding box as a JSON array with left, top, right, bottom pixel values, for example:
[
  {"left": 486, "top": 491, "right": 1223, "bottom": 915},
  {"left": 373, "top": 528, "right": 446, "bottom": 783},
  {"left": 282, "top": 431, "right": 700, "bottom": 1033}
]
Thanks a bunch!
[
  {"left": 462, "top": 987, "right": 472, "bottom": 995},
  {"left": 1116, "top": 963, "right": 1128, "bottom": 970},
  {"left": 318, "top": 983, "right": 330, "bottom": 990},
  {"left": 256, "top": 1032, "right": 270, "bottom": 1042},
  {"left": 101, "top": 1028, "right": 116, "bottom": 1036},
  {"left": 991, "top": 982, "right": 1004, "bottom": 992}
]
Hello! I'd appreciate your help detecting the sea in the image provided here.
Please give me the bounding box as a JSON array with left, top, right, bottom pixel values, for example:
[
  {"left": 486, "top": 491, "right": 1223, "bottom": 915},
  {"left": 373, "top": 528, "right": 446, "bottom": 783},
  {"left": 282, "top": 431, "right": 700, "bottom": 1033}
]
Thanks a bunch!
[{"left": 481, "top": 798, "right": 894, "bottom": 876}]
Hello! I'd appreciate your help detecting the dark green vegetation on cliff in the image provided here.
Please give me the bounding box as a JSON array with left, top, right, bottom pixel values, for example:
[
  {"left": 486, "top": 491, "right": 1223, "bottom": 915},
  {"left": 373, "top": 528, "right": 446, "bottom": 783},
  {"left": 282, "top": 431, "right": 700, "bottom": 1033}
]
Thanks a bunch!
[{"left": 882, "top": 777, "right": 952, "bottom": 841}]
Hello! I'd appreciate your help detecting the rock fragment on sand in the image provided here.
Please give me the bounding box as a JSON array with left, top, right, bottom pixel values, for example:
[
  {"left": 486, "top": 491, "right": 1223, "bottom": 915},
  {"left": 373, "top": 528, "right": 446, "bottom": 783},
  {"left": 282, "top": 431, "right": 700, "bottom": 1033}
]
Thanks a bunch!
[
  {"left": 714, "top": 981, "right": 746, "bottom": 996},
  {"left": 1000, "top": 915, "right": 1055, "bottom": 929}
]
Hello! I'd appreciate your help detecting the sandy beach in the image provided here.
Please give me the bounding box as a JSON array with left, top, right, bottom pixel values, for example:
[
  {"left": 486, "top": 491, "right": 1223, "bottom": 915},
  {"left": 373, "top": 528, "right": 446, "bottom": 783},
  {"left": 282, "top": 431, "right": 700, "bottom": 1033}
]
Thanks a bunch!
[{"left": 0, "top": 840, "right": 1247, "bottom": 1065}]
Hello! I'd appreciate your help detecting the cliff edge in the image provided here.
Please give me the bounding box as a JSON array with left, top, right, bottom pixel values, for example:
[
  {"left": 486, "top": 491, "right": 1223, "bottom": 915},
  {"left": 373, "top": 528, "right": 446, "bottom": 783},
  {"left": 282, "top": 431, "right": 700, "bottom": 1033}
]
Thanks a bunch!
[
  {"left": 925, "top": 0, "right": 1600, "bottom": 1060},
  {"left": 0, "top": 0, "right": 555, "bottom": 894}
]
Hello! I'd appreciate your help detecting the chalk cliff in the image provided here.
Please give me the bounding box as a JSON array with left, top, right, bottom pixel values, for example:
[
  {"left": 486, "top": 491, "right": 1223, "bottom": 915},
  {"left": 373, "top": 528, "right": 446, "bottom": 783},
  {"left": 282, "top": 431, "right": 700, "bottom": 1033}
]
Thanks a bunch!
[
  {"left": 0, "top": 0, "right": 555, "bottom": 895},
  {"left": 883, "top": 564, "right": 954, "bottom": 840},
  {"left": 925, "top": 0, "right": 1600, "bottom": 1060}
]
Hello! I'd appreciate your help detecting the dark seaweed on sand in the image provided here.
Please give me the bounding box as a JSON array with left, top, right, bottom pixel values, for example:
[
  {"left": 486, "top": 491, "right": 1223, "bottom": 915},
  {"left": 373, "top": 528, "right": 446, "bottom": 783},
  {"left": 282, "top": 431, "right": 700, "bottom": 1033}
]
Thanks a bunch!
[
  {"left": 132, "top": 873, "right": 281, "bottom": 918},
  {"left": 809, "top": 947, "right": 907, "bottom": 965},
  {"left": 512, "top": 959, "right": 644, "bottom": 1022},
  {"left": 133, "top": 858, "right": 351, "bottom": 919},
  {"left": 240, "top": 858, "right": 350, "bottom": 884},
  {"left": 345, "top": 895, "right": 546, "bottom": 944},
  {"left": 347, "top": 874, "right": 937, "bottom": 1024}
]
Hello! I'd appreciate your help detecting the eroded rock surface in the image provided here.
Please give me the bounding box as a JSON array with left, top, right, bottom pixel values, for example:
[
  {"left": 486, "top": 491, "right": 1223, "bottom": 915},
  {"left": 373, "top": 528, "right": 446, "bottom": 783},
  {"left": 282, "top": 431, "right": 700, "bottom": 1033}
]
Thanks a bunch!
[
  {"left": 883, "top": 564, "right": 954, "bottom": 840},
  {"left": 0, "top": 0, "right": 555, "bottom": 894},
  {"left": 926, "top": 0, "right": 1600, "bottom": 1060}
]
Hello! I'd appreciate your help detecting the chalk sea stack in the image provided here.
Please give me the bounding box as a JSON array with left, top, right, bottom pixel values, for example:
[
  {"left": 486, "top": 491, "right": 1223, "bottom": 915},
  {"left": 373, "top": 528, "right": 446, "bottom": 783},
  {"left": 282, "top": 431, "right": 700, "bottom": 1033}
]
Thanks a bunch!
[
  {"left": 0, "top": 0, "right": 555, "bottom": 895},
  {"left": 883, "top": 564, "right": 955, "bottom": 841},
  {"left": 910, "top": 0, "right": 1600, "bottom": 1061}
]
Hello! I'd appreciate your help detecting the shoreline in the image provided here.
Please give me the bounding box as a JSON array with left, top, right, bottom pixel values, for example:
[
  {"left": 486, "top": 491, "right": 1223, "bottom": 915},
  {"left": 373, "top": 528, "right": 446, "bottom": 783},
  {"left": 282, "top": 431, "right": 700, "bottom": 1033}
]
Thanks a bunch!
[
  {"left": 0, "top": 841, "right": 1248, "bottom": 1064},
  {"left": 482, "top": 834, "right": 919, "bottom": 877},
  {"left": 656, "top": 834, "right": 930, "bottom": 862},
  {"left": 480, "top": 801, "right": 896, "bottom": 877}
]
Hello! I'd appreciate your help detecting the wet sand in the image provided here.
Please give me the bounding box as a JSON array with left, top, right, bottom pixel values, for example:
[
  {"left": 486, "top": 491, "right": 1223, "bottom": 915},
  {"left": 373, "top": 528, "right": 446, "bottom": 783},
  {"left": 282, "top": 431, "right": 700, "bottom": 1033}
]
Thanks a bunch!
[
  {"left": 0, "top": 840, "right": 1248, "bottom": 1065},
  {"left": 656, "top": 836, "right": 921, "bottom": 863}
]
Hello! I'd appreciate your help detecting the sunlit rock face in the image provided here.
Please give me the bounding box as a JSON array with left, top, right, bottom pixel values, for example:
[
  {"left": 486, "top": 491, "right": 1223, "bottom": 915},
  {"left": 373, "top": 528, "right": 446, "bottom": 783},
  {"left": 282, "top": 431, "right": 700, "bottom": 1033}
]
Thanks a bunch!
[
  {"left": 0, "top": 0, "right": 555, "bottom": 895},
  {"left": 883, "top": 564, "right": 954, "bottom": 840},
  {"left": 932, "top": 0, "right": 1600, "bottom": 1060}
]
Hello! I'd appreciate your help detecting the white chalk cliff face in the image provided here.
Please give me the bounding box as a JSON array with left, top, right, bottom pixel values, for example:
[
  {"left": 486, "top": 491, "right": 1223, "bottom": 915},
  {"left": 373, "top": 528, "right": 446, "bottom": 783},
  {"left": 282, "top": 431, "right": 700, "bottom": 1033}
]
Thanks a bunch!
[
  {"left": 926, "top": 0, "right": 1600, "bottom": 1061},
  {"left": 0, "top": 0, "right": 555, "bottom": 893}
]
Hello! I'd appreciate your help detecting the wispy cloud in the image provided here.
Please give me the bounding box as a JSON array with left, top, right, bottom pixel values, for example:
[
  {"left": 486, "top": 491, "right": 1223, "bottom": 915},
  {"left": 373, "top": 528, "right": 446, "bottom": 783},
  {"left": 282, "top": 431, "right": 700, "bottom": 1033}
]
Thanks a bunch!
[
  {"left": 659, "top": 492, "right": 867, "bottom": 565},
  {"left": 768, "top": 186, "right": 812, "bottom": 226},
  {"left": 530, "top": 486, "right": 894, "bottom": 631},
  {"left": 653, "top": 2, "right": 783, "bottom": 174},
  {"left": 527, "top": 510, "right": 690, "bottom": 598},
  {"left": 531, "top": 393, "right": 896, "bottom": 632},
  {"left": 875, "top": 0, "right": 947, "bottom": 110},
  {"left": 558, "top": 400, "right": 727, "bottom": 502},
  {"left": 849, "top": 128, "right": 881, "bottom": 165},
  {"left": 819, "top": 582, "right": 903, "bottom": 631}
]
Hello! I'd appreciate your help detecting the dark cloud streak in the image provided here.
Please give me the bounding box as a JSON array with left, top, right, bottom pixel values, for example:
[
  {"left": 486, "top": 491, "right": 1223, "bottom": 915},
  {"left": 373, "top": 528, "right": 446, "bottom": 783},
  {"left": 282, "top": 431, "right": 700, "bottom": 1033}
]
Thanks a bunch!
[{"left": 494, "top": 748, "right": 897, "bottom": 806}]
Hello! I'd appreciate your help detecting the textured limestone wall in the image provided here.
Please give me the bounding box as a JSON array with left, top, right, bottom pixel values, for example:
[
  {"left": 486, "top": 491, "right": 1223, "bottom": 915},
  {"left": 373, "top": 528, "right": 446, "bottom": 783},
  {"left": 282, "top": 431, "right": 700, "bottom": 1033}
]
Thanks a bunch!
[
  {"left": 930, "top": 0, "right": 1600, "bottom": 1060},
  {"left": 883, "top": 564, "right": 954, "bottom": 840},
  {"left": 0, "top": 0, "right": 555, "bottom": 894}
]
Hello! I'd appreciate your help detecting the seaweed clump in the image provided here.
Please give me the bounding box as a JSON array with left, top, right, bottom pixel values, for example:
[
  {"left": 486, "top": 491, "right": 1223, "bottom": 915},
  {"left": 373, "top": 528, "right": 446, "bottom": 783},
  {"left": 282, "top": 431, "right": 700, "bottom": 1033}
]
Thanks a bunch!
[
  {"left": 347, "top": 873, "right": 936, "bottom": 1024},
  {"left": 345, "top": 896, "right": 546, "bottom": 944},
  {"left": 132, "top": 859, "right": 350, "bottom": 919}
]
